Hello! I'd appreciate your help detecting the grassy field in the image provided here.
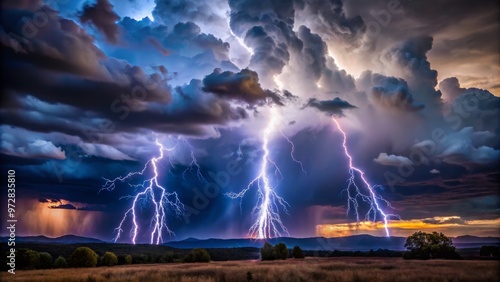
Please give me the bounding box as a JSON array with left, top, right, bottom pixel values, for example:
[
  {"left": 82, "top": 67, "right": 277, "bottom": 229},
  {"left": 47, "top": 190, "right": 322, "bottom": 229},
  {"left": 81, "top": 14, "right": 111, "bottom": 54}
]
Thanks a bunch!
[{"left": 2, "top": 257, "right": 499, "bottom": 282}]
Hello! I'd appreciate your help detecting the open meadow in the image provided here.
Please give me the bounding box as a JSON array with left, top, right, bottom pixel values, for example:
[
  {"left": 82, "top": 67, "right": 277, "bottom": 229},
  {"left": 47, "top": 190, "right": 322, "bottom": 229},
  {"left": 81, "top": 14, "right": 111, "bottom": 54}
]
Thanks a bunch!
[{"left": 2, "top": 257, "right": 499, "bottom": 282}]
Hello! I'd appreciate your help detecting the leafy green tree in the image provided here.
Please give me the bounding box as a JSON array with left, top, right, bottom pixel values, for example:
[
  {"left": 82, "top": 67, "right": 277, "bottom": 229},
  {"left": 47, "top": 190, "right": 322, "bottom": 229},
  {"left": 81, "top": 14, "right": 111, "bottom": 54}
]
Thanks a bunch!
[
  {"left": 274, "top": 243, "right": 288, "bottom": 260},
  {"left": 404, "top": 231, "right": 461, "bottom": 260},
  {"left": 54, "top": 256, "right": 67, "bottom": 268},
  {"left": 17, "top": 249, "right": 40, "bottom": 270},
  {"left": 102, "top": 252, "right": 118, "bottom": 266},
  {"left": 38, "top": 252, "right": 53, "bottom": 269},
  {"left": 124, "top": 254, "right": 133, "bottom": 265},
  {"left": 292, "top": 245, "right": 304, "bottom": 259},
  {"left": 183, "top": 249, "right": 211, "bottom": 263},
  {"left": 69, "top": 247, "right": 99, "bottom": 267},
  {"left": 260, "top": 242, "right": 275, "bottom": 261}
]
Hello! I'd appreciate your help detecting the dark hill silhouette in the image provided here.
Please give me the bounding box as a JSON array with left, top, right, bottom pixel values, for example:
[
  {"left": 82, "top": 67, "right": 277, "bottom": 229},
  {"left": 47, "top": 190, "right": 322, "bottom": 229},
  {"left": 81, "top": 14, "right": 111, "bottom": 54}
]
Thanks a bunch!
[{"left": 1, "top": 234, "right": 498, "bottom": 251}]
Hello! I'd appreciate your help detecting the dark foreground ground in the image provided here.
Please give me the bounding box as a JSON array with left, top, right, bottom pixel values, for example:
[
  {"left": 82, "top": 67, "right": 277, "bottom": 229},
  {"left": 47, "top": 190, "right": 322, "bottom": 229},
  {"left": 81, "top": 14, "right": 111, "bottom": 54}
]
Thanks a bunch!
[{"left": 2, "top": 257, "right": 499, "bottom": 282}]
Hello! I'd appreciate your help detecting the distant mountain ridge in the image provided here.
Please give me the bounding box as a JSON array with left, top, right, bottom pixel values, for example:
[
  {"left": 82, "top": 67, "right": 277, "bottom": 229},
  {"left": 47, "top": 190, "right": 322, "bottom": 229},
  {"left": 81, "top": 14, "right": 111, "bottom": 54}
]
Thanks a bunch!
[
  {"left": 1, "top": 234, "right": 498, "bottom": 251},
  {"left": 0, "top": 234, "right": 105, "bottom": 244},
  {"left": 164, "top": 234, "right": 500, "bottom": 251}
]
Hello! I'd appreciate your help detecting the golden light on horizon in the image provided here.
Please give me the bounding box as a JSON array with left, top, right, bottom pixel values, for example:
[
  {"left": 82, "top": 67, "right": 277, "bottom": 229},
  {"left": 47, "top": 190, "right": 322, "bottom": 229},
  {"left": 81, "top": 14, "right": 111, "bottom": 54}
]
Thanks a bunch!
[{"left": 317, "top": 217, "right": 500, "bottom": 238}]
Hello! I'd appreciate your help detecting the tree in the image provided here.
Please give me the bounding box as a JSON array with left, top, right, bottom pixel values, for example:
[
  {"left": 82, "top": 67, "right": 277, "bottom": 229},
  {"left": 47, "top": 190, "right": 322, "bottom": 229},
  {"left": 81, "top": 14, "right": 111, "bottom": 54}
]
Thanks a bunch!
[
  {"left": 102, "top": 252, "right": 118, "bottom": 266},
  {"left": 54, "top": 256, "right": 67, "bottom": 268},
  {"left": 69, "top": 247, "right": 99, "bottom": 267},
  {"left": 183, "top": 249, "right": 211, "bottom": 263},
  {"left": 124, "top": 254, "right": 133, "bottom": 265},
  {"left": 479, "top": 246, "right": 500, "bottom": 258},
  {"left": 260, "top": 242, "right": 275, "bottom": 261},
  {"left": 292, "top": 245, "right": 304, "bottom": 259},
  {"left": 274, "top": 243, "right": 288, "bottom": 260},
  {"left": 17, "top": 249, "right": 40, "bottom": 270},
  {"left": 404, "top": 231, "right": 461, "bottom": 260},
  {"left": 38, "top": 252, "right": 53, "bottom": 269}
]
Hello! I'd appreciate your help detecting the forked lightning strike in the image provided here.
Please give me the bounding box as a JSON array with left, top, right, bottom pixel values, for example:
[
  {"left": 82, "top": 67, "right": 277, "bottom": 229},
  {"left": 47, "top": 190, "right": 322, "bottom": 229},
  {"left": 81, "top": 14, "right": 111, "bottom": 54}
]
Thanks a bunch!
[
  {"left": 226, "top": 108, "right": 292, "bottom": 239},
  {"left": 332, "top": 118, "right": 399, "bottom": 236},
  {"left": 280, "top": 129, "right": 307, "bottom": 174},
  {"left": 101, "top": 139, "right": 184, "bottom": 244}
]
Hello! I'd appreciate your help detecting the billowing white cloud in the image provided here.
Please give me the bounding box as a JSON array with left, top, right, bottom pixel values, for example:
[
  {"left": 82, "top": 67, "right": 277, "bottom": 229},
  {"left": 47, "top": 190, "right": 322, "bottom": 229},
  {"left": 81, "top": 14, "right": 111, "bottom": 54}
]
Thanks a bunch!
[
  {"left": 1, "top": 138, "right": 66, "bottom": 160},
  {"left": 373, "top": 153, "right": 413, "bottom": 167}
]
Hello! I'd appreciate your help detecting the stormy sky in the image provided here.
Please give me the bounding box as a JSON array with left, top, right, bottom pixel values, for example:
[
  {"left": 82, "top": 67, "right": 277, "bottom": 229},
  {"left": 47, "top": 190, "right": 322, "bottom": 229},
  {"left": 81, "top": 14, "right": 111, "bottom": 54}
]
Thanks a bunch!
[{"left": 1, "top": 0, "right": 499, "bottom": 242}]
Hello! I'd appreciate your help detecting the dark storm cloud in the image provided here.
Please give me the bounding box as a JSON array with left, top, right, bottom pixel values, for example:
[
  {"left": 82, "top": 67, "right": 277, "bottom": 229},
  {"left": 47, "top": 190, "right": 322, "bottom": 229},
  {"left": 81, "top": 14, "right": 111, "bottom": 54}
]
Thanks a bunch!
[
  {"left": 444, "top": 87, "right": 500, "bottom": 133},
  {"left": 357, "top": 71, "right": 424, "bottom": 112},
  {"left": 48, "top": 202, "right": 106, "bottom": 211},
  {"left": 166, "top": 21, "right": 232, "bottom": 61},
  {"left": 391, "top": 171, "right": 500, "bottom": 220},
  {"left": 343, "top": 0, "right": 499, "bottom": 93},
  {"left": 1, "top": 0, "right": 499, "bottom": 241},
  {"left": 50, "top": 203, "right": 77, "bottom": 210},
  {"left": 278, "top": 24, "right": 356, "bottom": 98},
  {"left": 117, "top": 17, "right": 238, "bottom": 82},
  {"left": 382, "top": 36, "right": 442, "bottom": 107},
  {"left": 294, "top": 0, "right": 365, "bottom": 45},
  {"left": 152, "top": 0, "right": 228, "bottom": 31},
  {"left": 202, "top": 68, "right": 283, "bottom": 105},
  {"left": 296, "top": 25, "right": 326, "bottom": 81},
  {"left": 1, "top": 7, "right": 104, "bottom": 76},
  {"left": 0, "top": 4, "right": 250, "bottom": 143},
  {"left": 2, "top": 0, "right": 43, "bottom": 11},
  {"left": 80, "top": 0, "right": 121, "bottom": 43},
  {"left": 305, "top": 97, "right": 356, "bottom": 116},
  {"left": 228, "top": 0, "right": 302, "bottom": 85}
]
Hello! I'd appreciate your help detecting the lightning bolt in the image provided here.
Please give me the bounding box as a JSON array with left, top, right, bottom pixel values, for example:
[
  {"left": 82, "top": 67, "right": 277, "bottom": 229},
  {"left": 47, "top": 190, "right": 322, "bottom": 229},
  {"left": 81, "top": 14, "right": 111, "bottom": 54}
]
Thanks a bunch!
[
  {"left": 332, "top": 118, "right": 399, "bottom": 237},
  {"left": 101, "top": 139, "right": 184, "bottom": 244},
  {"left": 280, "top": 129, "right": 306, "bottom": 174},
  {"left": 226, "top": 107, "right": 290, "bottom": 239}
]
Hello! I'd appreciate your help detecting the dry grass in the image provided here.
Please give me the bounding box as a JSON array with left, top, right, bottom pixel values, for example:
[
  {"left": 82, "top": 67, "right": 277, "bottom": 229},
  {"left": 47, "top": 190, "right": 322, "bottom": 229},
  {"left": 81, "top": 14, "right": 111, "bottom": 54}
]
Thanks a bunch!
[{"left": 2, "top": 257, "right": 499, "bottom": 282}]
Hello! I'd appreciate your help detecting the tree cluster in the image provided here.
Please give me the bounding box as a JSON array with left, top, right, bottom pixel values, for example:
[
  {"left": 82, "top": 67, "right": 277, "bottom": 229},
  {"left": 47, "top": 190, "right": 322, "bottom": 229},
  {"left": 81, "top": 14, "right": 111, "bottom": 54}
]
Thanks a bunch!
[
  {"left": 260, "top": 243, "right": 304, "bottom": 260},
  {"left": 4, "top": 247, "right": 132, "bottom": 270},
  {"left": 403, "top": 231, "right": 461, "bottom": 260},
  {"left": 183, "top": 248, "right": 211, "bottom": 263},
  {"left": 479, "top": 246, "right": 499, "bottom": 258}
]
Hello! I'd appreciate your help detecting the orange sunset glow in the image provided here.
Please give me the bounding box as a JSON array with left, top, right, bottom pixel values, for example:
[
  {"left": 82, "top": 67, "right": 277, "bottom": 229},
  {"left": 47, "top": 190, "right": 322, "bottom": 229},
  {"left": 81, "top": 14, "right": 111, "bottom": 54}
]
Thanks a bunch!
[
  {"left": 317, "top": 217, "right": 500, "bottom": 238},
  {"left": 17, "top": 199, "right": 105, "bottom": 238}
]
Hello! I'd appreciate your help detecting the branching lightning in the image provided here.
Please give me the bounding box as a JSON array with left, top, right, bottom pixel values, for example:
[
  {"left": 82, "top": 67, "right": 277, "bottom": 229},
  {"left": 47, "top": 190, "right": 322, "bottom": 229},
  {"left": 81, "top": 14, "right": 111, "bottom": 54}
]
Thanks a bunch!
[
  {"left": 332, "top": 118, "right": 399, "bottom": 237},
  {"left": 280, "top": 129, "right": 307, "bottom": 174},
  {"left": 100, "top": 139, "right": 185, "bottom": 244},
  {"left": 226, "top": 107, "right": 292, "bottom": 239}
]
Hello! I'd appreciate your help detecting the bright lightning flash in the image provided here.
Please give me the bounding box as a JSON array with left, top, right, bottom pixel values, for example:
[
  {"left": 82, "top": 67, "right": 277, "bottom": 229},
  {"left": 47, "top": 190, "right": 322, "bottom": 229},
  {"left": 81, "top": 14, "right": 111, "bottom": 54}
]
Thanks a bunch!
[
  {"left": 101, "top": 139, "right": 184, "bottom": 244},
  {"left": 332, "top": 118, "right": 399, "bottom": 237},
  {"left": 226, "top": 108, "right": 291, "bottom": 239}
]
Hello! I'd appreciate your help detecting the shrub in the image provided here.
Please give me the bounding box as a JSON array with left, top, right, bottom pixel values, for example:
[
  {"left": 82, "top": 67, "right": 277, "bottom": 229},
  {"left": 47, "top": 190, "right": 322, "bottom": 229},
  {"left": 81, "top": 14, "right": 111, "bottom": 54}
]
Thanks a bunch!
[
  {"left": 54, "top": 256, "right": 68, "bottom": 268},
  {"left": 38, "top": 252, "right": 53, "bottom": 269},
  {"left": 124, "top": 254, "right": 133, "bottom": 265},
  {"left": 156, "top": 252, "right": 174, "bottom": 263},
  {"left": 69, "top": 247, "right": 99, "bottom": 267},
  {"left": 17, "top": 249, "right": 40, "bottom": 270},
  {"left": 260, "top": 242, "right": 275, "bottom": 261},
  {"left": 292, "top": 245, "right": 304, "bottom": 259},
  {"left": 274, "top": 243, "right": 288, "bottom": 260},
  {"left": 183, "top": 249, "right": 211, "bottom": 263},
  {"left": 102, "top": 252, "right": 118, "bottom": 266},
  {"left": 479, "top": 246, "right": 500, "bottom": 258},
  {"left": 404, "top": 231, "right": 461, "bottom": 260}
]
